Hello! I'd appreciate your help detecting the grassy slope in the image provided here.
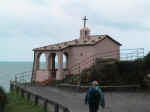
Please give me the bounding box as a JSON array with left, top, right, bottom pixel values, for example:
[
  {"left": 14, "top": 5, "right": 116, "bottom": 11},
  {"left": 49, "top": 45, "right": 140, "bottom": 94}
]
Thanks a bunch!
[{"left": 5, "top": 92, "right": 45, "bottom": 112}]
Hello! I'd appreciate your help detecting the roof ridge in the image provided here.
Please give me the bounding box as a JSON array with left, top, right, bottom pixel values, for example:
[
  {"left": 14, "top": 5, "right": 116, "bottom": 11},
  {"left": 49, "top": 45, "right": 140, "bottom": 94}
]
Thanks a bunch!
[{"left": 33, "top": 34, "right": 121, "bottom": 51}]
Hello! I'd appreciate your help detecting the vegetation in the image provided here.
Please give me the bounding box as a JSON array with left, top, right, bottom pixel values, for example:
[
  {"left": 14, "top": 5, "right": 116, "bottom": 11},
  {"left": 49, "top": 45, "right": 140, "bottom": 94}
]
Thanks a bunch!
[
  {"left": 143, "top": 52, "right": 150, "bottom": 74},
  {"left": 0, "top": 86, "right": 8, "bottom": 112},
  {"left": 80, "top": 52, "right": 150, "bottom": 85},
  {"left": 65, "top": 52, "right": 150, "bottom": 86},
  {"left": 5, "top": 92, "right": 45, "bottom": 112}
]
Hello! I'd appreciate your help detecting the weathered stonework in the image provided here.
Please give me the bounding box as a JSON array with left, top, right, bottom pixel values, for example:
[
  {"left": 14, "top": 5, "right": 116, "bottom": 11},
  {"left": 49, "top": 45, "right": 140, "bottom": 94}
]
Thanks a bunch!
[{"left": 32, "top": 23, "right": 121, "bottom": 83}]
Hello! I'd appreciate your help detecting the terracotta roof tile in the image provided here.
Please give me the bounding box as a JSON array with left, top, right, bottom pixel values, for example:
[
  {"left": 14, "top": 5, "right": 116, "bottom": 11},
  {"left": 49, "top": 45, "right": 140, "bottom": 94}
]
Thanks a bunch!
[{"left": 33, "top": 35, "right": 121, "bottom": 51}]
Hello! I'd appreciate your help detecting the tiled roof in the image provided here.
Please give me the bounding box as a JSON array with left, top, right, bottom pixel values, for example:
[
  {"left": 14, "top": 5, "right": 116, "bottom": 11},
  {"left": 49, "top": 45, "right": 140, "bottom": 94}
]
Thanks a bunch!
[{"left": 33, "top": 35, "right": 121, "bottom": 51}]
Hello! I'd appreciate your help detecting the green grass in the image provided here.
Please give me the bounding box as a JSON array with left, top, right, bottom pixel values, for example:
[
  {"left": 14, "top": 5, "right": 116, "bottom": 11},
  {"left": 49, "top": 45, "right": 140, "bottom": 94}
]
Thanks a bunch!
[{"left": 5, "top": 92, "right": 45, "bottom": 112}]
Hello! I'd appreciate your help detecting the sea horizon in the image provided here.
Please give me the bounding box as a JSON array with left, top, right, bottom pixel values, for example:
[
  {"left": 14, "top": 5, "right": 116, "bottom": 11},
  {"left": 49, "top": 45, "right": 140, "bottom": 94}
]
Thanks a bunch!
[{"left": 0, "top": 61, "right": 35, "bottom": 92}]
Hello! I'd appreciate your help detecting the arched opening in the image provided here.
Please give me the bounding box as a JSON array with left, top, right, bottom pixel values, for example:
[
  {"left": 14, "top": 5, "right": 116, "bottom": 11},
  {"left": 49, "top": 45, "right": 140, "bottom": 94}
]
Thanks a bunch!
[
  {"left": 63, "top": 54, "right": 67, "bottom": 69},
  {"left": 55, "top": 55, "right": 58, "bottom": 69},
  {"left": 49, "top": 53, "right": 58, "bottom": 77},
  {"left": 39, "top": 53, "right": 46, "bottom": 70},
  {"left": 63, "top": 53, "right": 68, "bottom": 70}
]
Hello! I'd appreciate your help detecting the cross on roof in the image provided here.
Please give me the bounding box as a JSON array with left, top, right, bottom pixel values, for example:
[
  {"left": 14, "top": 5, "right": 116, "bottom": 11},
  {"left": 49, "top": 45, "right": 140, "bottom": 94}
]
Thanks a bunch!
[{"left": 82, "top": 16, "right": 88, "bottom": 28}]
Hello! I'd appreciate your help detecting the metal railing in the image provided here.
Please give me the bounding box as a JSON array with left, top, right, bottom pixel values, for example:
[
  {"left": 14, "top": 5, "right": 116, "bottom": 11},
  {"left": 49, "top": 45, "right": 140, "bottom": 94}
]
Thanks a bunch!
[
  {"left": 120, "top": 48, "right": 144, "bottom": 60},
  {"left": 14, "top": 71, "right": 32, "bottom": 84},
  {"left": 12, "top": 71, "right": 71, "bottom": 112},
  {"left": 10, "top": 82, "right": 70, "bottom": 112},
  {"left": 69, "top": 48, "right": 145, "bottom": 75}
]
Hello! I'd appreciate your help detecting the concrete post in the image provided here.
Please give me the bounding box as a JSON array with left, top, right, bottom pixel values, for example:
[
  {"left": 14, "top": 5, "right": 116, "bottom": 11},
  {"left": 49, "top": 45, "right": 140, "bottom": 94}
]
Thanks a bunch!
[{"left": 56, "top": 52, "right": 64, "bottom": 80}]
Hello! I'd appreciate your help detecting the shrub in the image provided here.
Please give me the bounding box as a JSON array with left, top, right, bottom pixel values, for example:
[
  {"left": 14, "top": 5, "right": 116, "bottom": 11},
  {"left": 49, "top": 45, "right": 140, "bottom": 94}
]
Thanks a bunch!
[
  {"left": 80, "top": 58, "right": 119, "bottom": 83},
  {"left": 80, "top": 57, "right": 147, "bottom": 85},
  {"left": 116, "top": 59, "right": 145, "bottom": 84},
  {"left": 144, "top": 52, "right": 150, "bottom": 74},
  {"left": 0, "top": 86, "right": 8, "bottom": 112},
  {"left": 77, "top": 52, "right": 150, "bottom": 85}
]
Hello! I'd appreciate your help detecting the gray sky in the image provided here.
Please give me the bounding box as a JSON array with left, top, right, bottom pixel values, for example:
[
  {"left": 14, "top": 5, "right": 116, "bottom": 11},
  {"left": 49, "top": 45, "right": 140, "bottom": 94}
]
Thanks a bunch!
[{"left": 0, "top": 0, "right": 150, "bottom": 61}]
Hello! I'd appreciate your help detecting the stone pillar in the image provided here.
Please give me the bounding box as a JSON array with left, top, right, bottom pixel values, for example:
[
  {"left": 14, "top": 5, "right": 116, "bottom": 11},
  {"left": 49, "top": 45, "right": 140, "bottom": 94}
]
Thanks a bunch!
[
  {"left": 56, "top": 52, "right": 64, "bottom": 80},
  {"left": 52, "top": 54, "right": 56, "bottom": 70},
  {"left": 32, "top": 51, "right": 40, "bottom": 81},
  {"left": 48, "top": 53, "right": 53, "bottom": 70},
  {"left": 45, "top": 52, "right": 54, "bottom": 79},
  {"left": 35, "top": 52, "right": 40, "bottom": 71},
  {"left": 64, "top": 53, "right": 69, "bottom": 70},
  {"left": 47, "top": 53, "right": 54, "bottom": 77},
  {"left": 45, "top": 53, "right": 50, "bottom": 71}
]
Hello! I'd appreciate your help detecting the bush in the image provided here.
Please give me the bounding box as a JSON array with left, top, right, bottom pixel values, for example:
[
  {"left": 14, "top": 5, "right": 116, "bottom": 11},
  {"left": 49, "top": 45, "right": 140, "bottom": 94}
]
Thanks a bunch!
[
  {"left": 80, "top": 57, "right": 147, "bottom": 85},
  {"left": 116, "top": 59, "right": 145, "bottom": 84},
  {"left": 144, "top": 52, "right": 150, "bottom": 74},
  {"left": 80, "top": 58, "right": 120, "bottom": 83},
  {"left": 70, "top": 52, "right": 150, "bottom": 86},
  {"left": 0, "top": 86, "right": 8, "bottom": 112},
  {"left": 90, "top": 58, "right": 119, "bottom": 82}
]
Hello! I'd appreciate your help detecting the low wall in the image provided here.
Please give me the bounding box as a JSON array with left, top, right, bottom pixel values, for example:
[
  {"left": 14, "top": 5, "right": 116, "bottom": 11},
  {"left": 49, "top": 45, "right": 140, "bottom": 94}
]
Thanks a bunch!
[
  {"left": 35, "top": 70, "right": 50, "bottom": 82},
  {"left": 57, "top": 83, "right": 142, "bottom": 92}
]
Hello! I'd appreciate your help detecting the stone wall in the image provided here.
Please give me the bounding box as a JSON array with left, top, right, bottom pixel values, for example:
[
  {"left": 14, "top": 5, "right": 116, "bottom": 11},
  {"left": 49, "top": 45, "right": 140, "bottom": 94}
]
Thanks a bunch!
[{"left": 68, "top": 37, "right": 120, "bottom": 75}]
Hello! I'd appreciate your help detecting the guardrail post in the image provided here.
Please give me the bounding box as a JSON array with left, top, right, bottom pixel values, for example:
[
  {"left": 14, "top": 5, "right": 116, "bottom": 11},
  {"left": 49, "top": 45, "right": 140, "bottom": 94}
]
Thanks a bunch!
[
  {"left": 16, "top": 86, "right": 19, "bottom": 95},
  {"left": 21, "top": 89, "right": 24, "bottom": 98},
  {"left": 44, "top": 100, "right": 48, "bottom": 112},
  {"left": 55, "top": 104, "right": 59, "bottom": 112},
  {"left": 15, "top": 76, "right": 17, "bottom": 83},
  {"left": 27, "top": 92, "right": 31, "bottom": 101},
  {"left": 63, "top": 108, "right": 69, "bottom": 112},
  {"left": 10, "top": 81, "right": 14, "bottom": 92},
  {"left": 35, "top": 95, "right": 38, "bottom": 105}
]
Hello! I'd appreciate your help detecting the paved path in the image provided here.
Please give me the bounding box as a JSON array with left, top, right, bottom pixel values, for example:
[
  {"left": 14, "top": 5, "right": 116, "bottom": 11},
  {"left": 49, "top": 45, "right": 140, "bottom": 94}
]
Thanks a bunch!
[{"left": 24, "top": 85, "right": 150, "bottom": 112}]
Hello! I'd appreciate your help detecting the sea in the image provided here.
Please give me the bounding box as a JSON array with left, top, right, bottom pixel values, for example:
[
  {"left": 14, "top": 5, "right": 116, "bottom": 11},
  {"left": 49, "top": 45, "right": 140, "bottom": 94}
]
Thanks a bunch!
[{"left": 0, "top": 61, "right": 46, "bottom": 92}]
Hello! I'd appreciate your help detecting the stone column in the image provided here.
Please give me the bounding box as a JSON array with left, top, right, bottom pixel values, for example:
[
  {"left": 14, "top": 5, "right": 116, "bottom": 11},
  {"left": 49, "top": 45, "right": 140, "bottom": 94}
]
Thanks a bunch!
[
  {"left": 45, "top": 52, "right": 50, "bottom": 71},
  {"left": 35, "top": 52, "right": 40, "bottom": 71},
  {"left": 47, "top": 53, "right": 53, "bottom": 78},
  {"left": 56, "top": 52, "right": 64, "bottom": 80},
  {"left": 45, "top": 52, "right": 54, "bottom": 80},
  {"left": 52, "top": 54, "right": 56, "bottom": 70},
  {"left": 66, "top": 54, "right": 69, "bottom": 70},
  {"left": 48, "top": 53, "right": 53, "bottom": 70},
  {"left": 32, "top": 51, "right": 40, "bottom": 81}
]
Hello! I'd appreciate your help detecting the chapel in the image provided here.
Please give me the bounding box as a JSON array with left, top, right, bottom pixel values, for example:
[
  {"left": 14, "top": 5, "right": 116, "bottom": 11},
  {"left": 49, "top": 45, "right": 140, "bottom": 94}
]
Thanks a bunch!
[{"left": 31, "top": 16, "right": 121, "bottom": 82}]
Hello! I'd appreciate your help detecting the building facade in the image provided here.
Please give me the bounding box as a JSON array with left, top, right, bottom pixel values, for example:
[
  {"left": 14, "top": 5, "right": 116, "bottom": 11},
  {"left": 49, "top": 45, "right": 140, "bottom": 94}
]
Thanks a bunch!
[{"left": 31, "top": 19, "right": 121, "bottom": 83}]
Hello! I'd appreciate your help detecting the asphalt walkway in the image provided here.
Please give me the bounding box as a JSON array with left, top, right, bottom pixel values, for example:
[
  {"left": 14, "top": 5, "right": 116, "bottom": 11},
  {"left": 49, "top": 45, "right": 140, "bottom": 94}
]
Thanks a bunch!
[{"left": 24, "top": 85, "right": 150, "bottom": 112}]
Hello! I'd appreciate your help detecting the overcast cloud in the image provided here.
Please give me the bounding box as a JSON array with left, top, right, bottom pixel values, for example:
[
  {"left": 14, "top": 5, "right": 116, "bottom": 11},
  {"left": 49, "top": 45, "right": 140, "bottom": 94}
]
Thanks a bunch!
[{"left": 0, "top": 0, "right": 150, "bottom": 61}]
